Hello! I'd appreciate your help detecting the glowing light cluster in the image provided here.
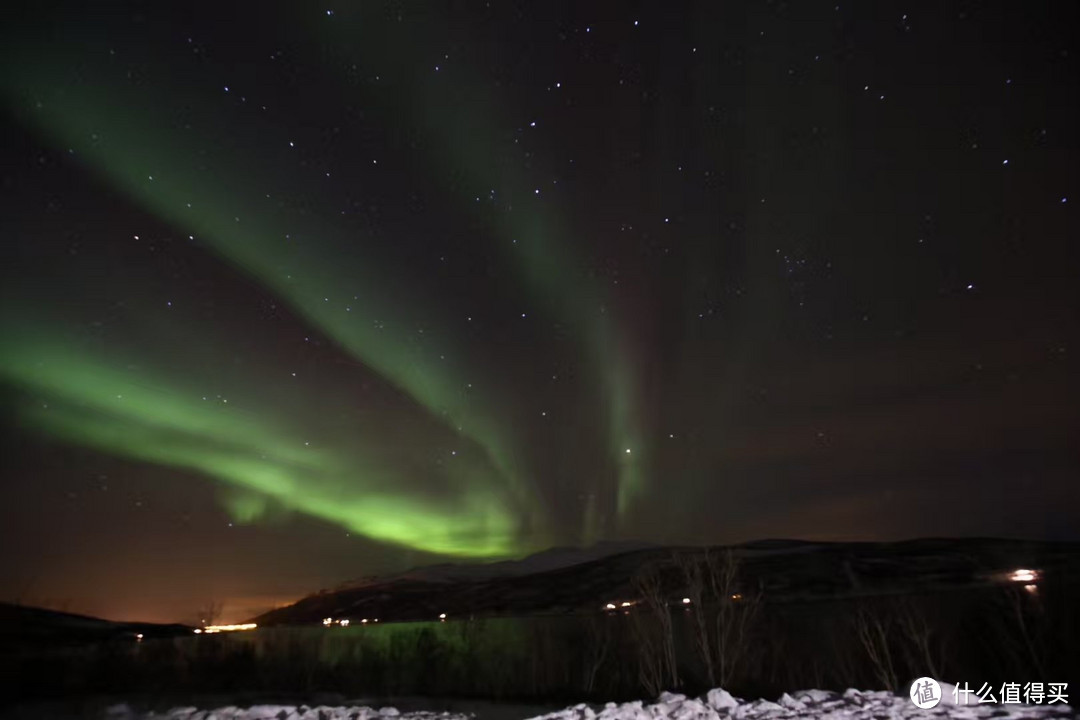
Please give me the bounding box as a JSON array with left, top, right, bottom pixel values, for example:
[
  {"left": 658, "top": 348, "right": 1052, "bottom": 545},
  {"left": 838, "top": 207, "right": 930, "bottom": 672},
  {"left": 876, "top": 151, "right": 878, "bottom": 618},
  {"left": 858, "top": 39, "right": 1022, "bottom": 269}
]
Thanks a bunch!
[
  {"left": 201, "top": 623, "right": 257, "bottom": 634},
  {"left": 1009, "top": 568, "right": 1038, "bottom": 583}
]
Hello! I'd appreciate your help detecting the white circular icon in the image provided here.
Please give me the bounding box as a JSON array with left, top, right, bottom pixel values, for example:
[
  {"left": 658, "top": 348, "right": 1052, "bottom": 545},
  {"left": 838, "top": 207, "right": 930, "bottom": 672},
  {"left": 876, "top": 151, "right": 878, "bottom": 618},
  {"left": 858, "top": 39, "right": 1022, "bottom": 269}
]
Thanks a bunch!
[{"left": 910, "top": 677, "right": 942, "bottom": 709}]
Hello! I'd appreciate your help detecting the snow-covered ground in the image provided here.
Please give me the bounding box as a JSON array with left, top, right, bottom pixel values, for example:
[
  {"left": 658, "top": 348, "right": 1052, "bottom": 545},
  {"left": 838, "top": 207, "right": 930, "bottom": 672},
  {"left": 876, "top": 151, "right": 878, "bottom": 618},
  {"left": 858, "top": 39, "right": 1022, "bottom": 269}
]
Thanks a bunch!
[
  {"left": 530, "top": 689, "right": 1075, "bottom": 720},
  {"left": 105, "top": 686, "right": 1075, "bottom": 720}
]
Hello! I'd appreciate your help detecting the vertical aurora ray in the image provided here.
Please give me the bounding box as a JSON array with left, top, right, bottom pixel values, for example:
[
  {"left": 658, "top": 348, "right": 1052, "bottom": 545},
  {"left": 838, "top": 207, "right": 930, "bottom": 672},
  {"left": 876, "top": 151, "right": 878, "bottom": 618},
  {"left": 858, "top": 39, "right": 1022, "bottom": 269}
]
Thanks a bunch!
[
  {"left": 426, "top": 98, "right": 651, "bottom": 531},
  {"left": 315, "top": 13, "right": 651, "bottom": 535}
]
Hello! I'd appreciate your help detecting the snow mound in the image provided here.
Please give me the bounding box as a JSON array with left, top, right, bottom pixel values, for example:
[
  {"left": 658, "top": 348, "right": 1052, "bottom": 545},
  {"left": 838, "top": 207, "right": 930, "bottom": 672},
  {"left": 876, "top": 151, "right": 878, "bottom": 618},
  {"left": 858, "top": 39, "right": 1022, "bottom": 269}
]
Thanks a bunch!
[
  {"left": 127, "top": 689, "right": 1076, "bottom": 720},
  {"left": 523, "top": 688, "right": 1075, "bottom": 720}
]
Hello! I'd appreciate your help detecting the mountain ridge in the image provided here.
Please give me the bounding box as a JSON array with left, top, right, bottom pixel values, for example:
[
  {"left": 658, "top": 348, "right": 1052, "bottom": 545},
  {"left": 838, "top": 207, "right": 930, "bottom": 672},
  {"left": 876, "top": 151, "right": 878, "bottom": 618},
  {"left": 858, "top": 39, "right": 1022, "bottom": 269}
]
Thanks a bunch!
[{"left": 251, "top": 537, "right": 1080, "bottom": 626}]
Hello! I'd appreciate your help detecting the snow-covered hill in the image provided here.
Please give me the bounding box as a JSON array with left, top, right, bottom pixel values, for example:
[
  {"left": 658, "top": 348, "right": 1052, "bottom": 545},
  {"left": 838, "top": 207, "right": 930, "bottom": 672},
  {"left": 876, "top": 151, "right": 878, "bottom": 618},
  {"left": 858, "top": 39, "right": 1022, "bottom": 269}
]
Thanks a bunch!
[{"left": 358, "top": 541, "right": 658, "bottom": 585}]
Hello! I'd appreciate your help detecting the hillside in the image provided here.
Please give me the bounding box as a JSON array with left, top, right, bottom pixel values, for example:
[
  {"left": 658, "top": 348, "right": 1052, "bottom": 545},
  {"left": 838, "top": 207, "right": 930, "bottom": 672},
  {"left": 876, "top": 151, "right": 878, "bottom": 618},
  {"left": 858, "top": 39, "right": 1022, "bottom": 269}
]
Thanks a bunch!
[
  {"left": 0, "top": 602, "right": 193, "bottom": 650},
  {"left": 251, "top": 537, "right": 1080, "bottom": 626}
]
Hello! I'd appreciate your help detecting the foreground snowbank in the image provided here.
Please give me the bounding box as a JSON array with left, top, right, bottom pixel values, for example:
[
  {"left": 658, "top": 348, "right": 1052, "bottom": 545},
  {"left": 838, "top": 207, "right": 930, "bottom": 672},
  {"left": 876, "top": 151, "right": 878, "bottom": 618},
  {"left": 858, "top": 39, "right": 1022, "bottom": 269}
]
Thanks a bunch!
[
  {"left": 528, "top": 688, "right": 1075, "bottom": 720},
  {"left": 118, "top": 687, "right": 1075, "bottom": 720}
]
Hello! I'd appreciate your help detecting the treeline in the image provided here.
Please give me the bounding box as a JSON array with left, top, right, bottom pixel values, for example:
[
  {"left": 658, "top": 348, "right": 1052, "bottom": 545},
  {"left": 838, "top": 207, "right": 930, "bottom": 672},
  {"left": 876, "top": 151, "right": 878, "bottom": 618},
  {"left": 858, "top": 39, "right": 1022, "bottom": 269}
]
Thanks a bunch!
[{"left": 4, "top": 552, "right": 1077, "bottom": 705}]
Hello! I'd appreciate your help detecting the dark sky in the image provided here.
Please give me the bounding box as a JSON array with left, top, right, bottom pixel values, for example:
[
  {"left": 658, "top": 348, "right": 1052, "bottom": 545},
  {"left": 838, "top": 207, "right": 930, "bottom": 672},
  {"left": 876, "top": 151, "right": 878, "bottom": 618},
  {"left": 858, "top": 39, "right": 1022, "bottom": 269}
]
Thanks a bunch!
[{"left": 1, "top": 0, "right": 1077, "bottom": 624}]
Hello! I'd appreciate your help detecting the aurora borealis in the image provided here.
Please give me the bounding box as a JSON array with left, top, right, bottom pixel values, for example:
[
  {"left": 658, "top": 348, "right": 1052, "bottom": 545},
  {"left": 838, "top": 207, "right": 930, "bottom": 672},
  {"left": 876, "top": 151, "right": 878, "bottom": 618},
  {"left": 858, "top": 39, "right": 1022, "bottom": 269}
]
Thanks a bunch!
[{"left": 1, "top": 0, "right": 1078, "bottom": 623}]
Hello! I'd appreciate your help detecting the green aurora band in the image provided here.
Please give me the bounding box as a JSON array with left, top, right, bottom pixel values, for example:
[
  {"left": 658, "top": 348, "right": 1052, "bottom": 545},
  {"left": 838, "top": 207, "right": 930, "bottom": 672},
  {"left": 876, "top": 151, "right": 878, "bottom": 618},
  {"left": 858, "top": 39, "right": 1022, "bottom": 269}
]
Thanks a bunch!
[
  {"left": 0, "top": 323, "right": 517, "bottom": 555},
  {"left": 0, "top": 17, "right": 648, "bottom": 554}
]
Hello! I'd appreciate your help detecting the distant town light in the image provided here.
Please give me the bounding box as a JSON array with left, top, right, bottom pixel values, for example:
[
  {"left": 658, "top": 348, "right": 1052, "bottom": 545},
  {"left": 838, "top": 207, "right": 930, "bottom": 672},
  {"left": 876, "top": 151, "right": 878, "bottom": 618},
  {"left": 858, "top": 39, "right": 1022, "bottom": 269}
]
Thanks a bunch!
[
  {"left": 439, "top": 613, "right": 447, "bottom": 620},
  {"left": 193, "top": 628, "right": 202, "bottom": 634},
  {"left": 682, "top": 597, "right": 691, "bottom": 604},
  {"left": 202, "top": 623, "right": 257, "bottom": 634},
  {"left": 1024, "top": 584, "right": 1038, "bottom": 594},
  {"left": 339, "top": 619, "right": 350, "bottom": 627},
  {"left": 323, "top": 617, "right": 333, "bottom": 626},
  {"left": 1010, "top": 569, "right": 1037, "bottom": 583},
  {"left": 135, "top": 633, "right": 144, "bottom": 641},
  {"left": 604, "top": 602, "right": 617, "bottom": 610},
  {"left": 620, "top": 601, "right": 632, "bottom": 608}
]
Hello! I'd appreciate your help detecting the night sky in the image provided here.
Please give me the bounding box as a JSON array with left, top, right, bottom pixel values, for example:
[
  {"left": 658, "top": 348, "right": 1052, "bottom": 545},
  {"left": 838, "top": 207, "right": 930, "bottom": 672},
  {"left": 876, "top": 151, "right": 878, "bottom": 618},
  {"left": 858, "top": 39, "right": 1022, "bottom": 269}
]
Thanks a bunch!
[{"left": 1, "top": 0, "right": 1077, "bottom": 624}]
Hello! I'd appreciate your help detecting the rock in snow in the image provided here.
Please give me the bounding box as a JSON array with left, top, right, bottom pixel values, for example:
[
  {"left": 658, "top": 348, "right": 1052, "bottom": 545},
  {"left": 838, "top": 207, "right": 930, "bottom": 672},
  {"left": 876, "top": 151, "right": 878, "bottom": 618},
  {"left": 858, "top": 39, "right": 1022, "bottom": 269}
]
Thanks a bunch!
[{"left": 131, "top": 688, "right": 1075, "bottom": 720}]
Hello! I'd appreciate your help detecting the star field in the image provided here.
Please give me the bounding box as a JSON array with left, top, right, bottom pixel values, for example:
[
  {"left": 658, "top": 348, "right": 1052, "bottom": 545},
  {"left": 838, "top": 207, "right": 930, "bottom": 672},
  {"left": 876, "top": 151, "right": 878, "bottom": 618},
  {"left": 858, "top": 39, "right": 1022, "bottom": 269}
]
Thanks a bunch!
[{"left": 0, "top": 0, "right": 1077, "bottom": 623}]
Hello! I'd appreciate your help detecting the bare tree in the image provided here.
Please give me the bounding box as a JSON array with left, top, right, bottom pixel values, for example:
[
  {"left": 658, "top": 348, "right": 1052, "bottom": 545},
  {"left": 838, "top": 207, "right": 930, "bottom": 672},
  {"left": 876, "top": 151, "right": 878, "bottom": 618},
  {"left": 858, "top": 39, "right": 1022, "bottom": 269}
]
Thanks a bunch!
[
  {"left": 705, "top": 549, "right": 760, "bottom": 689},
  {"left": 675, "top": 549, "right": 761, "bottom": 690},
  {"left": 195, "top": 599, "right": 223, "bottom": 627},
  {"left": 993, "top": 585, "right": 1047, "bottom": 679},
  {"left": 582, "top": 614, "right": 613, "bottom": 696},
  {"left": 677, "top": 552, "right": 715, "bottom": 686},
  {"left": 895, "top": 597, "right": 944, "bottom": 680},
  {"left": 853, "top": 601, "right": 899, "bottom": 690},
  {"left": 630, "top": 562, "right": 678, "bottom": 695}
]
